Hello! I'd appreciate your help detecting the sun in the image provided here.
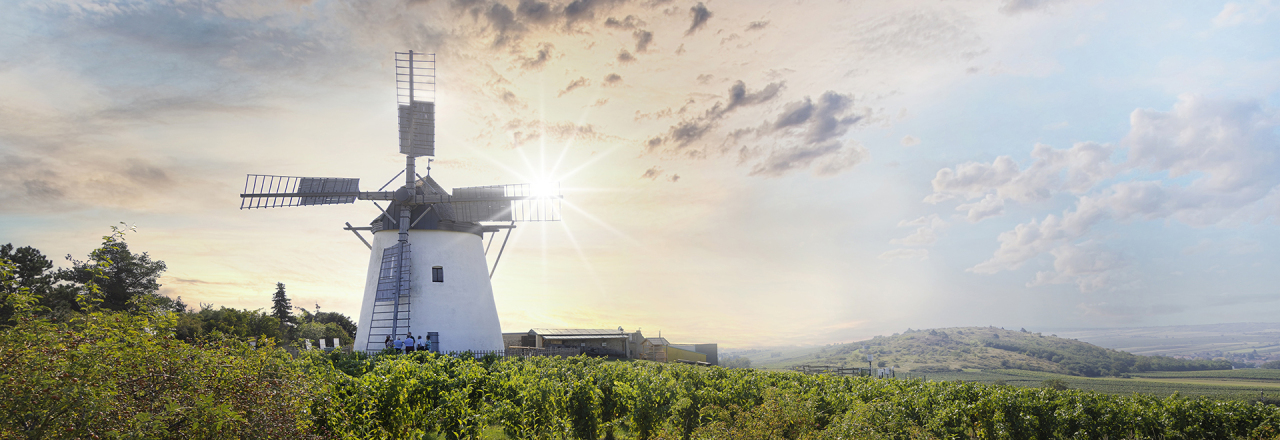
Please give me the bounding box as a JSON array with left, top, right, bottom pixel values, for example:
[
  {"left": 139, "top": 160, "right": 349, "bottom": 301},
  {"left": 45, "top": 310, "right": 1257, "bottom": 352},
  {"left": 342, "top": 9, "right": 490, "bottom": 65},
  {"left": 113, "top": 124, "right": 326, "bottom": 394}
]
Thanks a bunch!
[{"left": 529, "top": 180, "right": 560, "bottom": 199}]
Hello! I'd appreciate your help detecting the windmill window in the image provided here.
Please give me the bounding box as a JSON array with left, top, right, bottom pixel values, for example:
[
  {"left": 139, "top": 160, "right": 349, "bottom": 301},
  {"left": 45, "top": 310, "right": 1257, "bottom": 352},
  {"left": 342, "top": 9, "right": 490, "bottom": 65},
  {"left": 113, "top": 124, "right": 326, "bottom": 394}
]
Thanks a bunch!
[{"left": 432, "top": 266, "right": 443, "bottom": 283}]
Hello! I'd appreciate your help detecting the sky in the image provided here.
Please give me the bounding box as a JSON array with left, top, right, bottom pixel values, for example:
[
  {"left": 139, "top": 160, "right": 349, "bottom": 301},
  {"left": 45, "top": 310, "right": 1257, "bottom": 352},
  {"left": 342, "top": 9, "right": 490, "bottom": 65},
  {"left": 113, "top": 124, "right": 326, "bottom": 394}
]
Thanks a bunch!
[{"left": 2, "top": 0, "right": 1279, "bottom": 347}]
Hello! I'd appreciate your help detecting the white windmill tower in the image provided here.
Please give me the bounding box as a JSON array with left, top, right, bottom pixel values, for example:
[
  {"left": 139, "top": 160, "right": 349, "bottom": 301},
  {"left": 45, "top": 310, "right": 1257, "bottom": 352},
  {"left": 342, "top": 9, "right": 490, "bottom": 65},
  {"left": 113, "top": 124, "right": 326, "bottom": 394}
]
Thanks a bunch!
[{"left": 240, "top": 51, "right": 561, "bottom": 353}]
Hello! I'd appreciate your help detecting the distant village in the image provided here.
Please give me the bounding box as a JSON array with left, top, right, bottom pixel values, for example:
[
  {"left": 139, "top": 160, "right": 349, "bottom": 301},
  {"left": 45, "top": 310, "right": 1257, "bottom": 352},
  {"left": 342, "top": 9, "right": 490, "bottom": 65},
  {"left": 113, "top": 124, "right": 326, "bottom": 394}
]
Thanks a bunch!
[{"left": 1176, "top": 349, "right": 1280, "bottom": 367}]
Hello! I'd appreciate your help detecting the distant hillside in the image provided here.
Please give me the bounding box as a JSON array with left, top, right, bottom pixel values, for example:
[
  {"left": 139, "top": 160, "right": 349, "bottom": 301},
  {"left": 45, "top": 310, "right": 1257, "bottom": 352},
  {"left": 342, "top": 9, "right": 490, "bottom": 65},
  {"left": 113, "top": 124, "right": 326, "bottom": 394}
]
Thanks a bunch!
[
  {"left": 753, "top": 327, "right": 1231, "bottom": 377},
  {"left": 1049, "top": 322, "right": 1280, "bottom": 367}
]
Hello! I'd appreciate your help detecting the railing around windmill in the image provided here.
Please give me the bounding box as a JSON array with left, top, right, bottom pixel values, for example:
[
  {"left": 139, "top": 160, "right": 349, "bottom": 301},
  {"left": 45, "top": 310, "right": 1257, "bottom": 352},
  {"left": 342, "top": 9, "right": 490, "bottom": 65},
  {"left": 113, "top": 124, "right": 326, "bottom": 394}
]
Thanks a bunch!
[{"left": 357, "top": 347, "right": 586, "bottom": 359}]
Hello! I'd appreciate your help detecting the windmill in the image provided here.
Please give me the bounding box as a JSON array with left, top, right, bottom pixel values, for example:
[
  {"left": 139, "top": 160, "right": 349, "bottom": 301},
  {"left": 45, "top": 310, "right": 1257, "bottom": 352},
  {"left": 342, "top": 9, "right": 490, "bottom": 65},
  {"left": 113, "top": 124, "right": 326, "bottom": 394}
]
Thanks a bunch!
[{"left": 240, "top": 51, "right": 561, "bottom": 353}]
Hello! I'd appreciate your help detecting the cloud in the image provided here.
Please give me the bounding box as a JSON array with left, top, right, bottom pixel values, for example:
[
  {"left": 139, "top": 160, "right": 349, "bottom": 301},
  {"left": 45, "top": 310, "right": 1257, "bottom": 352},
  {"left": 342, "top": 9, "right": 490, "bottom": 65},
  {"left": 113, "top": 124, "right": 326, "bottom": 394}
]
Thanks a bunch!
[
  {"left": 647, "top": 82, "right": 876, "bottom": 177},
  {"left": 494, "top": 119, "right": 604, "bottom": 148},
  {"left": 900, "top": 135, "right": 919, "bottom": 146},
  {"left": 999, "top": 0, "right": 1071, "bottom": 14},
  {"left": 520, "top": 43, "right": 555, "bottom": 69},
  {"left": 1028, "top": 242, "right": 1135, "bottom": 293},
  {"left": 946, "top": 95, "right": 1280, "bottom": 291},
  {"left": 617, "top": 49, "right": 636, "bottom": 64},
  {"left": 955, "top": 194, "right": 1004, "bottom": 222},
  {"left": 878, "top": 249, "right": 929, "bottom": 261},
  {"left": 772, "top": 93, "right": 864, "bottom": 142},
  {"left": 125, "top": 159, "right": 171, "bottom": 185},
  {"left": 603, "top": 73, "right": 623, "bottom": 85},
  {"left": 1125, "top": 95, "right": 1278, "bottom": 195},
  {"left": 558, "top": 76, "right": 590, "bottom": 96},
  {"left": 647, "top": 80, "right": 783, "bottom": 151},
  {"left": 633, "top": 29, "right": 653, "bottom": 52},
  {"left": 603, "top": 15, "right": 644, "bottom": 29},
  {"left": 844, "top": 9, "right": 983, "bottom": 63},
  {"left": 891, "top": 215, "right": 947, "bottom": 246},
  {"left": 641, "top": 166, "right": 664, "bottom": 180},
  {"left": 1213, "top": 1, "right": 1280, "bottom": 27},
  {"left": 745, "top": 20, "right": 769, "bottom": 31},
  {"left": 485, "top": 2, "right": 521, "bottom": 46},
  {"left": 516, "top": 0, "right": 556, "bottom": 24},
  {"left": 748, "top": 142, "right": 868, "bottom": 177},
  {"left": 926, "top": 142, "right": 1117, "bottom": 204},
  {"left": 563, "top": 0, "right": 609, "bottom": 25},
  {"left": 686, "top": 2, "right": 712, "bottom": 35}
]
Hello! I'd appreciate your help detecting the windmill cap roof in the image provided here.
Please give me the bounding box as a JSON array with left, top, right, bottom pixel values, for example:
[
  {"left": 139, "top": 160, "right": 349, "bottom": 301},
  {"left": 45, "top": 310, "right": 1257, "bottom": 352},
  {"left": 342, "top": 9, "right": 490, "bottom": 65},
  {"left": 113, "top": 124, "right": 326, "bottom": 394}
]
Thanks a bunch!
[{"left": 370, "top": 175, "right": 482, "bottom": 235}]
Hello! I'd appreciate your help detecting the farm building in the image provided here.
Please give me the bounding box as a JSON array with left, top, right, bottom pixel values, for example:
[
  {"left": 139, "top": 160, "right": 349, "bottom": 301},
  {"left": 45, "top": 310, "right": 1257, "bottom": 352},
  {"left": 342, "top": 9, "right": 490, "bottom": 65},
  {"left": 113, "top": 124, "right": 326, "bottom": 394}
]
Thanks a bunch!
[{"left": 503, "top": 328, "right": 718, "bottom": 365}]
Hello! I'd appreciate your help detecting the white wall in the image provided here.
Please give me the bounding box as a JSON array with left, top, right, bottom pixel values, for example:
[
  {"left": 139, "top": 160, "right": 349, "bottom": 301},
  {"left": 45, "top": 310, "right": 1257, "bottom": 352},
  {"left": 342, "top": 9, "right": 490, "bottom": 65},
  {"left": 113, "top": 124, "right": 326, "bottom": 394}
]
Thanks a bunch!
[{"left": 353, "top": 229, "right": 505, "bottom": 353}]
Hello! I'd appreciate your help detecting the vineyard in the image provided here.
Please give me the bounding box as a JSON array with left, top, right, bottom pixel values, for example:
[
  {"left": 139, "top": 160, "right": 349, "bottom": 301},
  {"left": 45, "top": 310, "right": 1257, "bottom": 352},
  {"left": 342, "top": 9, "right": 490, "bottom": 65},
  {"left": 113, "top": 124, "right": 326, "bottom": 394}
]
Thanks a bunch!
[
  {"left": 5, "top": 252, "right": 1280, "bottom": 439},
  {"left": 921, "top": 369, "right": 1280, "bottom": 402},
  {"left": 299, "top": 350, "right": 1280, "bottom": 439}
]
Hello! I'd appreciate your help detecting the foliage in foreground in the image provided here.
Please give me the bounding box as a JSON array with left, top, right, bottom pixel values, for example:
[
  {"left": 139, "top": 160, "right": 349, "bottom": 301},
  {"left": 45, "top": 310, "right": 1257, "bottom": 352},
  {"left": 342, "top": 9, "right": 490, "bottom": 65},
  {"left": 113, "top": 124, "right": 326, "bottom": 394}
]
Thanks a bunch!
[
  {"left": 0, "top": 230, "right": 318, "bottom": 439},
  {"left": 304, "top": 350, "right": 1280, "bottom": 440}
]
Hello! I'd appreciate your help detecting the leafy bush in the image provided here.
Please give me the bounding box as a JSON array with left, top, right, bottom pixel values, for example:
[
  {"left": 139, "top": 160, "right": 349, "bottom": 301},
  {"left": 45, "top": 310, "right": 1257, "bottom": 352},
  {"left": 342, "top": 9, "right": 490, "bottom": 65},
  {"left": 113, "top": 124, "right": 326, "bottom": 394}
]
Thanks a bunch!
[
  {"left": 0, "top": 231, "right": 319, "bottom": 439},
  {"left": 1041, "top": 378, "right": 1070, "bottom": 390}
]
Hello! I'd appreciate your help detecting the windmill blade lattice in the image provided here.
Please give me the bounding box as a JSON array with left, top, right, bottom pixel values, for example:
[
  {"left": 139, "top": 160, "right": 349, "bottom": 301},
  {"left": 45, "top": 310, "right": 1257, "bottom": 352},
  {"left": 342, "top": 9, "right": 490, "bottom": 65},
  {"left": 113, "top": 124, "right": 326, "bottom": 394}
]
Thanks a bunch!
[
  {"left": 450, "top": 183, "right": 562, "bottom": 222},
  {"left": 240, "top": 174, "right": 360, "bottom": 209},
  {"left": 397, "top": 52, "right": 435, "bottom": 157}
]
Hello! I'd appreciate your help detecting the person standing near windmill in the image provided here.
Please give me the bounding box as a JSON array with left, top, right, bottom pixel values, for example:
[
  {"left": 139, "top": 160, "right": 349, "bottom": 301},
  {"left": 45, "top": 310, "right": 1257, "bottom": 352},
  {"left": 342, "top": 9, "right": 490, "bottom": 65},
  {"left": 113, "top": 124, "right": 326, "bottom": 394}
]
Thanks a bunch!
[{"left": 403, "top": 332, "right": 415, "bottom": 354}]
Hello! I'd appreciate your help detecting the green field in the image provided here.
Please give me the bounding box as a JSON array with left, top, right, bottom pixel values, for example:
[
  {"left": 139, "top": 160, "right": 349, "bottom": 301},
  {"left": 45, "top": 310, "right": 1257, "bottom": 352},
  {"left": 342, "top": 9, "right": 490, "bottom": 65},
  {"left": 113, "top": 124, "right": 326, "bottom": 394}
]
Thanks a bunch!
[{"left": 910, "top": 368, "right": 1280, "bottom": 402}]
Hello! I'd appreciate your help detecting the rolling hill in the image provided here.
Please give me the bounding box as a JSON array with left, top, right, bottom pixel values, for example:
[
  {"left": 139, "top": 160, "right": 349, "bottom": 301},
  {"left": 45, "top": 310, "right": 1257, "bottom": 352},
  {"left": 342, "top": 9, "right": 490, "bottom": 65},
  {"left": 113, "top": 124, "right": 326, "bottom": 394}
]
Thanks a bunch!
[{"left": 748, "top": 326, "right": 1231, "bottom": 377}]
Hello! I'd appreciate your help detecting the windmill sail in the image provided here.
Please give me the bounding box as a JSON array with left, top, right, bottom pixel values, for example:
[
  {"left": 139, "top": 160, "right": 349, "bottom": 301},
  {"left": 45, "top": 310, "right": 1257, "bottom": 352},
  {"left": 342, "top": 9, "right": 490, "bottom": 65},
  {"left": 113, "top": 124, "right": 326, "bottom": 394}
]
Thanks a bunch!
[
  {"left": 374, "top": 242, "right": 411, "bottom": 300},
  {"left": 450, "top": 183, "right": 562, "bottom": 222},
  {"left": 367, "top": 242, "right": 412, "bottom": 344},
  {"left": 450, "top": 185, "right": 513, "bottom": 222},
  {"left": 396, "top": 51, "right": 435, "bottom": 157},
  {"left": 398, "top": 101, "right": 435, "bottom": 157},
  {"left": 240, "top": 175, "right": 360, "bottom": 209}
]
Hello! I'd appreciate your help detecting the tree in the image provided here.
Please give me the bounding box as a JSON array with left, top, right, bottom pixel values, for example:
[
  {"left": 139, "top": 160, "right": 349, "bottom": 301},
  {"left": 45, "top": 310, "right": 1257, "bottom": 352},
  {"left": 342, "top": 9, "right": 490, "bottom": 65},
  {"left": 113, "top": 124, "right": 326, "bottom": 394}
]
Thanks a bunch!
[
  {"left": 0, "top": 244, "right": 56, "bottom": 325},
  {"left": 314, "top": 311, "right": 357, "bottom": 339},
  {"left": 270, "top": 282, "right": 292, "bottom": 324},
  {"left": 1041, "top": 378, "right": 1070, "bottom": 390},
  {"left": 177, "top": 306, "right": 283, "bottom": 342},
  {"left": 721, "top": 355, "right": 752, "bottom": 369},
  {"left": 58, "top": 238, "right": 167, "bottom": 312},
  {"left": 0, "top": 244, "right": 54, "bottom": 295},
  {"left": 297, "top": 321, "right": 354, "bottom": 347}
]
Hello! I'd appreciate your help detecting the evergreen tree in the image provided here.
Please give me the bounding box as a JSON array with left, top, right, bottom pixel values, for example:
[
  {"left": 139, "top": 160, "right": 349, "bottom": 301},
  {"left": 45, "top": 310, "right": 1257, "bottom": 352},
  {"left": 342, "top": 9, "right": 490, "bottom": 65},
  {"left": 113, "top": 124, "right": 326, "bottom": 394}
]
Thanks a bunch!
[
  {"left": 57, "top": 240, "right": 167, "bottom": 313},
  {"left": 270, "top": 282, "right": 292, "bottom": 324}
]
